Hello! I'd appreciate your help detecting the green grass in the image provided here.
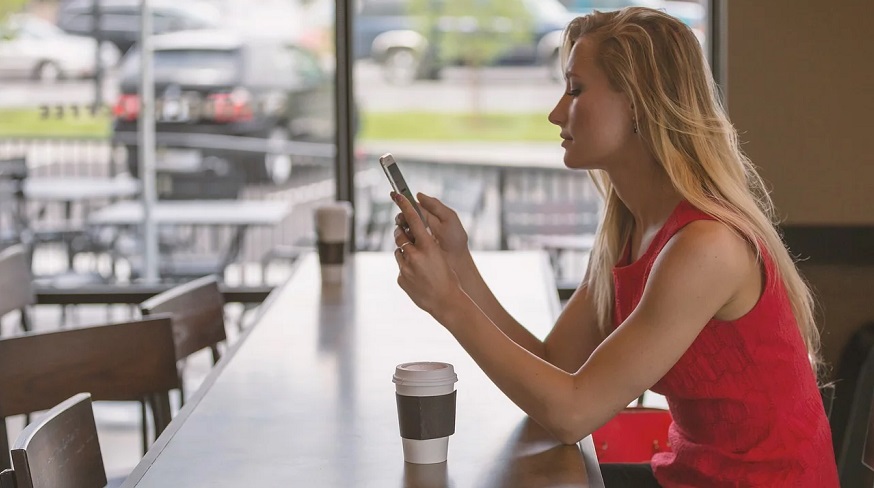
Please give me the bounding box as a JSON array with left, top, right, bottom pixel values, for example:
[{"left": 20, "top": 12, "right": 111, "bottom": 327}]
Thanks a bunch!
[
  {"left": 0, "top": 108, "right": 556, "bottom": 142},
  {"left": 360, "top": 111, "right": 557, "bottom": 142},
  {"left": 0, "top": 107, "right": 111, "bottom": 138}
]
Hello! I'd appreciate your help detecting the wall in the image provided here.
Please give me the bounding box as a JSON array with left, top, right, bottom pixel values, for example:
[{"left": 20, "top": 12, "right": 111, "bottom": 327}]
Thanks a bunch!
[{"left": 726, "top": 0, "right": 874, "bottom": 373}]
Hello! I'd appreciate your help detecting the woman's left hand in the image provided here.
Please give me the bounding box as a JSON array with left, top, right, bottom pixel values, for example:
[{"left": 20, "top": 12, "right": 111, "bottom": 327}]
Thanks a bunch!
[{"left": 391, "top": 191, "right": 465, "bottom": 321}]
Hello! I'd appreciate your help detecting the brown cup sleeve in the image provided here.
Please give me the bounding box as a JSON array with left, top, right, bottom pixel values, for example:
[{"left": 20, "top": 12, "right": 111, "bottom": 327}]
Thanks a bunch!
[
  {"left": 317, "top": 242, "right": 346, "bottom": 265},
  {"left": 396, "top": 391, "right": 457, "bottom": 440}
]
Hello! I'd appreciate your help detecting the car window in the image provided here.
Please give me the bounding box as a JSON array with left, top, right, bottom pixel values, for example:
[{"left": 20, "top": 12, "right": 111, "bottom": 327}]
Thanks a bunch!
[
  {"left": 286, "top": 46, "right": 325, "bottom": 83},
  {"left": 18, "top": 18, "right": 65, "bottom": 39},
  {"left": 121, "top": 48, "right": 243, "bottom": 86},
  {"left": 360, "top": 0, "right": 408, "bottom": 17},
  {"left": 523, "top": 0, "right": 570, "bottom": 22},
  {"left": 565, "top": 0, "right": 661, "bottom": 11},
  {"left": 64, "top": 12, "right": 94, "bottom": 32}
]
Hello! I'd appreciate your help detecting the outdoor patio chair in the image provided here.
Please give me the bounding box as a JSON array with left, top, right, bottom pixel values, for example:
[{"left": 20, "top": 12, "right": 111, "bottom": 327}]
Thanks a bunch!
[
  {"left": 500, "top": 198, "right": 600, "bottom": 284},
  {"left": 0, "top": 245, "right": 34, "bottom": 334},
  {"left": 0, "top": 158, "right": 29, "bottom": 251}
]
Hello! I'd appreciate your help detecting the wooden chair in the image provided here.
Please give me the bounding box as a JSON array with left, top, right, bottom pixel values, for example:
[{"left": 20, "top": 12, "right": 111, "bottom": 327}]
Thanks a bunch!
[
  {"left": 838, "top": 333, "right": 874, "bottom": 487},
  {"left": 0, "top": 317, "right": 179, "bottom": 471},
  {"left": 0, "top": 469, "right": 16, "bottom": 488},
  {"left": 864, "top": 392, "right": 874, "bottom": 479},
  {"left": 3, "top": 393, "right": 106, "bottom": 488},
  {"left": 0, "top": 245, "right": 34, "bottom": 333},
  {"left": 139, "top": 274, "right": 228, "bottom": 386},
  {"left": 138, "top": 275, "right": 228, "bottom": 440}
]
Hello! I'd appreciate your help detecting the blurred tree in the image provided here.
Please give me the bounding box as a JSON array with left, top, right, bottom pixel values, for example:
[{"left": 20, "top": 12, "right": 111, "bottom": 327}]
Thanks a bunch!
[
  {"left": 409, "top": 0, "right": 534, "bottom": 121},
  {"left": 0, "top": 0, "right": 29, "bottom": 23}
]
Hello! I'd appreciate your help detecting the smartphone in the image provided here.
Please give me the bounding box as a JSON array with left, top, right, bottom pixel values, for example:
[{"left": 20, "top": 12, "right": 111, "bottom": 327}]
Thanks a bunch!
[{"left": 379, "top": 153, "right": 428, "bottom": 228}]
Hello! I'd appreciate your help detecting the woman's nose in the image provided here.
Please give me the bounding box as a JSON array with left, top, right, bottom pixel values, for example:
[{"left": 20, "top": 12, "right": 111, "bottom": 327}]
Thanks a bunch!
[{"left": 548, "top": 96, "right": 566, "bottom": 127}]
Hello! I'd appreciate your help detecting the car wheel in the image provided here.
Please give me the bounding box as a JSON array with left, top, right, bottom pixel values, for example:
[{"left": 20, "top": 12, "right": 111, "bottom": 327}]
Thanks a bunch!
[
  {"left": 382, "top": 48, "right": 420, "bottom": 85},
  {"left": 264, "top": 127, "right": 293, "bottom": 186},
  {"left": 122, "top": 145, "right": 139, "bottom": 177},
  {"left": 34, "top": 61, "right": 62, "bottom": 83}
]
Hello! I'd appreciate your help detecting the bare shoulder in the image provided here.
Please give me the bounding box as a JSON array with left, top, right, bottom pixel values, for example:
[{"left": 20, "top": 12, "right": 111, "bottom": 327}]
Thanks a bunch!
[
  {"left": 662, "top": 219, "right": 756, "bottom": 271},
  {"left": 645, "top": 219, "right": 759, "bottom": 315}
]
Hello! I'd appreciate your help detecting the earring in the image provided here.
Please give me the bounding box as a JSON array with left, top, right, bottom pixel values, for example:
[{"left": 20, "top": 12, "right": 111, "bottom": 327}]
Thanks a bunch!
[{"left": 633, "top": 120, "right": 639, "bottom": 134}]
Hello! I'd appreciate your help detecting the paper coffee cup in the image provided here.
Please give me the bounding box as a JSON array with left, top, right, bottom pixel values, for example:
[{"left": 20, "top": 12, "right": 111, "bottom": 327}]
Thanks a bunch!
[
  {"left": 314, "top": 202, "right": 352, "bottom": 283},
  {"left": 393, "top": 362, "right": 458, "bottom": 464},
  {"left": 314, "top": 202, "right": 352, "bottom": 243}
]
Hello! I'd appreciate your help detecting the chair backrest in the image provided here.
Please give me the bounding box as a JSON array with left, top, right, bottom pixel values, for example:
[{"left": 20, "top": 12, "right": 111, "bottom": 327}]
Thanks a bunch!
[
  {"left": 0, "top": 159, "right": 29, "bottom": 247},
  {"left": 0, "top": 245, "right": 34, "bottom": 330},
  {"left": 864, "top": 396, "right": 874, "bottom": 472},
  {"left": 139, "top": 275, "right": 227, "bottom": 364},
  {"left": 0, "top": 317, "right": 179, "bottom": 471},
  {"left": 838, "top": 333, "right": 874, "bottom": 486},
  {"left": 9, "top": 393, "right": 106, "bottom": 488},
  {"left": 0, "top": 159, "right": 27, "bottom": 181},
  {"left": 0, "top": 469, "right": 16, "bottom": 488},
  {"left": 500, "top": 199, "right": 601, "bottom": 249}
]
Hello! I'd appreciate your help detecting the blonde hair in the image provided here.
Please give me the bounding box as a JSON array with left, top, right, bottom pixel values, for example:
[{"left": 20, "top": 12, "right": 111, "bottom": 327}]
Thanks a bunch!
[{"left": 562, "top": 8, "right": 821, "bottom": 374}]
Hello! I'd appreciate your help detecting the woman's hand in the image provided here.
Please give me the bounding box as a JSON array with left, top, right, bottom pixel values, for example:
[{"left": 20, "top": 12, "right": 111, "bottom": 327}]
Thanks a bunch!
[
  {"left": 391, "top": 191, "right": 466, "bottom": 322},
  {"left": 394, "top": 192, "right": 470, "bottom": 268}
]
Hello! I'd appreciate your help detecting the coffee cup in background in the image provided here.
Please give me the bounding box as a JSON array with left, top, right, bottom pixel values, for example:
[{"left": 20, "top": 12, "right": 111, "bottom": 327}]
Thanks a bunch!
[
  {"left": 393, "top": 362, "right": 458, "bottom": 464},
  {"left": 314, "top": 201, "right": 353, "bottom": 283}
]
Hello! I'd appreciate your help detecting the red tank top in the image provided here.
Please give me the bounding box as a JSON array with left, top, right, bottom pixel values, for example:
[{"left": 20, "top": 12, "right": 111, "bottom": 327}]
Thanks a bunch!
[{"left": 612, "top": 201, "right": 838, "bottom": 487}]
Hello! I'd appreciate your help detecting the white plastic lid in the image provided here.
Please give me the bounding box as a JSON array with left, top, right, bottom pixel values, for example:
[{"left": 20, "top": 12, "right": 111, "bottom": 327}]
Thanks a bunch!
[{"left": 393, "top": 362, "right": 457, "bottom": 387}]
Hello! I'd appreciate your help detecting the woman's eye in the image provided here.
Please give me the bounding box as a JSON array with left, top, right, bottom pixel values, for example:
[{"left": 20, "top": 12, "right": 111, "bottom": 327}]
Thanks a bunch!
[{"left": 565, "top": 88, "right": 581, "bottom": 97}]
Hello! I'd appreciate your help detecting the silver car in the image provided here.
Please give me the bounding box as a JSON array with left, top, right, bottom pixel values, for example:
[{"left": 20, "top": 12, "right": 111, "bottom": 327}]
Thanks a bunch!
[{"left": 0, "top": 14, "right": 121, "bottom": 82}]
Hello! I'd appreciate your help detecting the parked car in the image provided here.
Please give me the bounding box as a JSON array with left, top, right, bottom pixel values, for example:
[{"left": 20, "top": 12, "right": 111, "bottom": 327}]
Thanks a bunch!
[
  {"left": 664, "top": 1, "right": 706, "bottom": 46},
  {"left": 560, "top": 0, "right": 665, "bottom": 13},
  {"left": 0, "top": 13, "right": 120, "bottom": 81},
  {"left": 57, "top": 0, "right": 221, "bottom": 55},
  {"left": 561, "top": 0, "right": 705, "bottom": 45},
  {"left": 350, "top": 0, "right": 575, "bottom": 84},
  {"left": 112, "top": 29, "right": 335, "bottom": 185}
]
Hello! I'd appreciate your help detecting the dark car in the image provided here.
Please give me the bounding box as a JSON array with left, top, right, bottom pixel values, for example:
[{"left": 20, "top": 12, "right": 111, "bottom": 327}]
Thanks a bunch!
[
  {"left": 112, "top": 29, "right": 335, "bottom": 185},
  {"left": 57, "top": 0, "right": 221, "bottom": 54},
  {"left": 354, "top": 0, "right": 574, "bottom": 84}
]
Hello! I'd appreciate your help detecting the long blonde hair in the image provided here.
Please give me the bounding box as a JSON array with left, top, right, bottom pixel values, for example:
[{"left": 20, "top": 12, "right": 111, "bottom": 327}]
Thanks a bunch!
[{"left": 563, "top": 8, "right": 821, "bottom": 373}]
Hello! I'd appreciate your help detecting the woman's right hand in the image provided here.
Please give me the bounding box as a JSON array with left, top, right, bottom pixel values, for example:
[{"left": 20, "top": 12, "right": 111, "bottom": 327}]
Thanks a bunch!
[{"left": 395, "top": 192, "right": 470, "bottom": 264}]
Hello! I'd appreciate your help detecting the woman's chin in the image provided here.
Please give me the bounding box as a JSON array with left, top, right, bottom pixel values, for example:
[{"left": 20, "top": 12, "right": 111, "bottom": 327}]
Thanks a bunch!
[{"left": 562, "top": 152, "right": 588, "bottom": 170}]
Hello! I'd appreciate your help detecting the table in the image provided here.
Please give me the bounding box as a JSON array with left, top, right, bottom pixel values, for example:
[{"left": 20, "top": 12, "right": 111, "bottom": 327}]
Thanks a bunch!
[
  {"left": 22, "top": 176, "right": 141, "bottom": 203},
  {"left": 86, "top": 200, "right": 289, "bottom": 227},
  {"left": 87, "top": 200, "right": 291, "bottom": 280},
  {"left": 20, "top": 176, "right": 142, "bottom": 268},
  {"left": 121, "top": 251, "right": 604, "bottom": 487}
]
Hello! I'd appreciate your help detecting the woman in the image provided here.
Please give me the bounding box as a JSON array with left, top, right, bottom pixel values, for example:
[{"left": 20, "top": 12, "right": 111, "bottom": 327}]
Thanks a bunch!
[{"left": 390, "top": 7, "right": 838, "bottom": 487}]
